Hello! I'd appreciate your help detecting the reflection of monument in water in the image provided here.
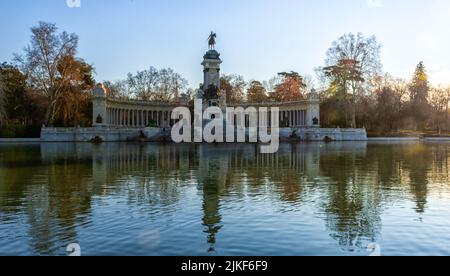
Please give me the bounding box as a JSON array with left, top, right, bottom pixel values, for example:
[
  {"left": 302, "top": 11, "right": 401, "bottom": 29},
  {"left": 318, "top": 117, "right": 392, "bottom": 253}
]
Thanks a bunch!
[
  {"left": 25, "top": 141, "right": 449, "bottom": 254},
  {"left": 37, "top": 142, "right": 327, "bottom": 253},
  {"left": 8, "top": 140, "right": 448, "bottom": 256},
  {"left": 39, "top": 143, "right": 324, "bottom": 252},
  {"left": 195, "top": 143, "right": 326, "bottom": 251},
  {"left": 197, "top": 146, "right": 228, "bottom": 252},
  {"left": 39, "top": 141, "right": 444, "bottom": 254}
]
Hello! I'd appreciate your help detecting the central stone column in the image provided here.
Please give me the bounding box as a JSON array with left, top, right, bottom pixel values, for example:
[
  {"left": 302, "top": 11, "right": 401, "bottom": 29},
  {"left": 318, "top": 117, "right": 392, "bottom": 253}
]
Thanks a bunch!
[
  {"left": 202, "top": 50, "right": 222, "bottom": 89},
  {"left": 200, "top": 49, "right": 224, "bottom": 109}
]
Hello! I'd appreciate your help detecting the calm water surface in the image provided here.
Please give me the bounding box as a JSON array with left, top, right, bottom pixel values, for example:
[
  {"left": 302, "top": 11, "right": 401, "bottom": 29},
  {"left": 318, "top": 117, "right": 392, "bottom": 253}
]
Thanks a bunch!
[{"left": 1, "top": 142, "right": 450, "bottom": 256}]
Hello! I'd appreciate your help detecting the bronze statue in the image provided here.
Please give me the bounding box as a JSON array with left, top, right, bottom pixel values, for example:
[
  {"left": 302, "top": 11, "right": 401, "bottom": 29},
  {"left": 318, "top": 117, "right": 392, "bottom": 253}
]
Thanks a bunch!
[{"left": 208, "top": 32, "right": 217, "bottom": 50}]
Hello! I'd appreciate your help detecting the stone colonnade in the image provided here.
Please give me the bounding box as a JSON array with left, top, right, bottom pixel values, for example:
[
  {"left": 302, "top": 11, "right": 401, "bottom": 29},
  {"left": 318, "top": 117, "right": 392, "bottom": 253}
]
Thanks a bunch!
[
  {"left": 102, "top": 98, "right": 182, "bottom": 128},
  {"left": 228, "top": 101, "right": 318, "bottom": 128},
  {"left": 279, "top": 109, "right": 308, "bottom": 127},
  {"left": 98, "top": 99, "right": 319, "bottom": 128}
]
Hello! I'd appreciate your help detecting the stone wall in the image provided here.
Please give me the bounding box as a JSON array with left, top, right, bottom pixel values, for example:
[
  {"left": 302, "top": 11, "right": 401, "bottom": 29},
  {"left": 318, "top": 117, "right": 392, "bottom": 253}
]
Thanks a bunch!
[
  {"left": 40, "top": 126, "right": 367, "bottom": 142},
  {"left": 40, "top": 127, "right": 144, "bottom": 142},
  {"left": 281, "top": 127, "right": 368, "bottom": 141}
]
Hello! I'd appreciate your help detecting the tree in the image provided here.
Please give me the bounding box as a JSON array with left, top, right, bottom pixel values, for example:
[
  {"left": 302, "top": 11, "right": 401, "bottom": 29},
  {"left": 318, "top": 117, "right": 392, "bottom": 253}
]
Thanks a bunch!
[
  {"left": 273, "top": 71, "right": 305, "bottom": 101},
  {"left": 408, "top": 62, "right": 431, "bottom": 130},
  {"left": 323, "top": 59, "right": 364, "bottom": 127},
  {"left": 53, "top": 55, "right": 95, "bottom": 126},
  {"left": 185, "top": 88, "right": 197, "bottom": 102},
  {"left": 126, "top": 67, "right": 188, "bottom": 102},
  {"left": 220, "top": 74, "right": 246, "bottom": 104},
  {"left": 325, "top": 33, "right": 381, "bottom": 82},
  {"left": 263, "top": 75, "right": 282, "bottom": 94},
  {"left": 429, "top": 86, "right": 450, "bottom": 134},
  {"left": 14, "top": 22, "right": 81, "bottom": 126},
  {"left": 323, "top": 59, "right": 364, "bottom": 95},
  {"left": 127, "top": 67, "right": 159, "bottom": 101},
  {"left": 375, "top": 86, "right": 401, "bottom": 132},
  {"left": 0, "top": 62, "right": 31, "bottom": 125},
  {"left": 321, "top": 33, "right": 382, "bottom": 127},
  {"left": 410, "top": 62, "right": 429, "bottom": 104},
  {"left": 247, "top": 80, "right": 267, "bottom": 103},
  {"left": 0, "top": 80, "right": 5, "bottom": 127},
  {"left": 103, "top": 80, "right": 130, "bottom": 99}
]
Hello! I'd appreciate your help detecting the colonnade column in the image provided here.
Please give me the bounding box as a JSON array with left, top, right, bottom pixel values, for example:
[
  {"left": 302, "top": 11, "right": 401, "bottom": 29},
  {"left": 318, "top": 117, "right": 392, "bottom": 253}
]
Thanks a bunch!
[
  {"left": 102, "top": 107, "right": 181, "bottom": 128},
  {"left": 162, "top": 111, "right": 165, "bottom": 128}
]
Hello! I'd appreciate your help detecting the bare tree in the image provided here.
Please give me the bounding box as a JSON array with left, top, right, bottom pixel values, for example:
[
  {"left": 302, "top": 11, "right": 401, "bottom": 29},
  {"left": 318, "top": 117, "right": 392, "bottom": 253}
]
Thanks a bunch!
[
  {"left": 127, "top": 67, "right": 159, "bottom": 100},
  {"left": 263, "top": 75, "right": 282, "bottom": 94},
  {"left": 302, "top": 74, "right": 316, "bottom": 92},
  {"left": 103, "top": 80, "right": 131, "bottom": 99},
  {"left": 326, "top": 33, "right": 381, "bottom": 81},
  {"left": 156, "top": 68, "right": 187, "bottom": 102},
  {"left": 127, "top": 67, "right": 187, "bottom": 102},
  {"left": 170, "top": 71, "right": 188, "bottom": 102},
  {"left": 14, "top": 22, "right": 79, "bottom": 126},
  {"left": 429, "top": 86, "right": 450, "bottom": 134}
]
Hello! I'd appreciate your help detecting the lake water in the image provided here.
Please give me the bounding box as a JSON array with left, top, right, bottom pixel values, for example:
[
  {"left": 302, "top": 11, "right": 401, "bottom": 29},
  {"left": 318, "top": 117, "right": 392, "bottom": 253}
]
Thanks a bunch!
[{"left": 1, "top": 142, "right": 450, "bottom": 256}]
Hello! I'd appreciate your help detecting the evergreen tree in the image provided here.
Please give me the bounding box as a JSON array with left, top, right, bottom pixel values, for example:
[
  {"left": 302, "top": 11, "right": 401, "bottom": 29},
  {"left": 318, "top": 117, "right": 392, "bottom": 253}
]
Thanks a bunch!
[
  {"left": 408, "top": 62, "right": 431, "bottom": 129},
  {"left": 410, "top": 62, "right": 429, "bottom": 104}
]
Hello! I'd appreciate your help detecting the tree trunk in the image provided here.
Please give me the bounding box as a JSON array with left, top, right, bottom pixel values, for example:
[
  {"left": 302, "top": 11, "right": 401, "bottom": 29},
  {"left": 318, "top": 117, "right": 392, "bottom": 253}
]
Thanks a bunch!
[
  {"left": 45, "top": 98, "right": 55, "bottom": 127},
  {"left": 351, "top": 100, "right": 356, "bottom": 128},
  {"left": 446, "top": 104, "right": 449, "bottom": 132}
]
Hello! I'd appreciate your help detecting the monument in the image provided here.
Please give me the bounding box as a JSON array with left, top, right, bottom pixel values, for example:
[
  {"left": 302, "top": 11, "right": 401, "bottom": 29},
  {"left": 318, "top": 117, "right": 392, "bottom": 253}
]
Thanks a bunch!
[
  {"left": 197, "top": 32, "right": 226, "bottom": 110},
  {"left": 40, "top": 33, "right": 368, "bottom": 142}
]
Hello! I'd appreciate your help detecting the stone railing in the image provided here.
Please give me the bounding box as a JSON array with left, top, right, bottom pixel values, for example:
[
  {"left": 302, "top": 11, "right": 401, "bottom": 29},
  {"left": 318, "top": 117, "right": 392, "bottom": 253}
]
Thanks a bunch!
[
  {"left": 106, "top": 97, "right": 188, "bottom": 107},
  {"left": 228, "top": 98, "right": 318, "bottom": 108},
  {"left": 41, "top": 126, "right": 144, "bottom": 132}
]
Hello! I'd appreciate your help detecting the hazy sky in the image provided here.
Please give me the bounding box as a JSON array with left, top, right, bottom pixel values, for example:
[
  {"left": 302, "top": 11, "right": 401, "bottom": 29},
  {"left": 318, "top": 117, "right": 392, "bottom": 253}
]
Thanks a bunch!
[{"left": 1, "top": 0, "right": 450, "bottom": 87}]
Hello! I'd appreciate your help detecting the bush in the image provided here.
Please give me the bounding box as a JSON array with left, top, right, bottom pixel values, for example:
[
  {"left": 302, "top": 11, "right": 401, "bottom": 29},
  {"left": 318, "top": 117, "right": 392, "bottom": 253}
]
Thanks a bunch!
[{"left": 0, "top": 124, "right": 41, "bottom": 138}]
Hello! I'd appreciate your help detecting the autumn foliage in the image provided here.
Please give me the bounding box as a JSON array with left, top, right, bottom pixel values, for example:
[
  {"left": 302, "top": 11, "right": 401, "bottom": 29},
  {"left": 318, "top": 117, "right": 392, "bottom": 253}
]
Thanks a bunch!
[{"left": 273, "top": 71, "right": 305, "bottom": 101}]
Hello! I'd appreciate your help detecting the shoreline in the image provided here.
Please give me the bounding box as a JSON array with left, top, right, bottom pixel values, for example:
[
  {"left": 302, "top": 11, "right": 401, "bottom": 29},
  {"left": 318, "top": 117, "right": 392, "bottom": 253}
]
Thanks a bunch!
[{"left": 2, "top": 137, "right": 450, "bottom": 143}]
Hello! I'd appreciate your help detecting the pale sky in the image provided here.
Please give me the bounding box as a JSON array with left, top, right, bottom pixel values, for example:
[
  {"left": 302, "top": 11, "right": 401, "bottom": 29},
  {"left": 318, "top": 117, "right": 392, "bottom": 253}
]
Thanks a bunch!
[{"left": 1, "top": 0, "right": 450, "bottom": 87}]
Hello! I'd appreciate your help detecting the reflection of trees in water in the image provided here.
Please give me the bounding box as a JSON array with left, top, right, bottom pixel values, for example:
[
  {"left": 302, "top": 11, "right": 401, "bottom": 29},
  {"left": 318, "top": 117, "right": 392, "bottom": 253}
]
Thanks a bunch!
[
  {"left": 2, "top": 142, "right": 450, "bottom": 255},
  {"left": 225, "top": 144, "right": 311, "bottom": 203},
  {"left": 0, "top": 145, "right": 45, "bottom": 214},
  {"left": 319, "top": 146, "right": 382, "bottom": 250},
  {"left": 318, "top": 142, "right": 450, "bottom": 251},
  {"left": 0, "top": 144, "right": 93, "bottom": 255},
  {"left": 401, "top": 144, "right": 432, "bottom": 213},
  {"left": 195, "top": 144, "right": 319, "bottom": 252},
  {"left": 368, "top": 143, "right": 441, "bottom": 214},
  {"left": 34, "top": 155, "right": 93, "bottom": 254}
]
